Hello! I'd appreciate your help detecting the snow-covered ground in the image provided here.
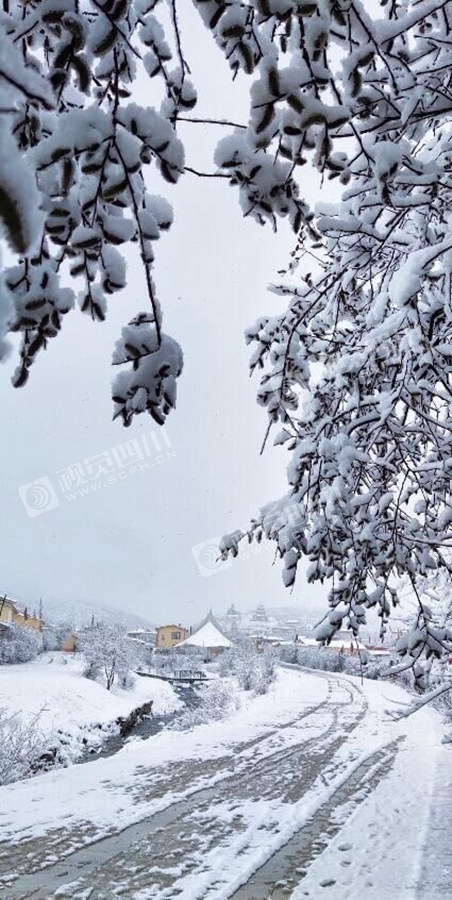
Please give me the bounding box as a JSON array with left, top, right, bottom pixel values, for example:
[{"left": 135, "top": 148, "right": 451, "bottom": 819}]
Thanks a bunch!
[
  {"left": 0, "top": 666, "right": 447, "bottom": 899},
  {"left": 0, "top": 652, "right": 180, "bottom": 759}
]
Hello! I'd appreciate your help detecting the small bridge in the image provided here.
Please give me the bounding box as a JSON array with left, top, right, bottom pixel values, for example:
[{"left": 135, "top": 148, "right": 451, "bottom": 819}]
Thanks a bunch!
[
  {"left": 171, "top": 669, "right": 208, "bottom": 684},
  {"left": 136, "top": 669, "right": 208, "bottom": 685}
]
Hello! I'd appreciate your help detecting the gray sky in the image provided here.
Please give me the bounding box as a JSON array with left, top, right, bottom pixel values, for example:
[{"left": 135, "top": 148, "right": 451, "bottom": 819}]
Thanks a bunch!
[{"left": 0, "top": 8, "right": 329, "bottom": 626}]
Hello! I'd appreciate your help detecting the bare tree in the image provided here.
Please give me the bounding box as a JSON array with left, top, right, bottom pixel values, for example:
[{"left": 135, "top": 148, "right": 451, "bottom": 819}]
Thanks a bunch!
[{"left": 79, "top": 622, "right": 139, "bottom": 690}]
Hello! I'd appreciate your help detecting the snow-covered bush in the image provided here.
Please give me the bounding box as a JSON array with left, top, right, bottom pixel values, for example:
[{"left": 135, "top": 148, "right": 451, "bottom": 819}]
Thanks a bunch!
[
  {"left": 117, "top": 669, "right": 136, "bottom": 691},
  {"left": 0, "top": 624, "right": 42, "bottom": 665},
  {"left": 136, "top": 642, "right": 154, "bottom": 672},
  {"left": 252, "top": 648, "right": 278, "bottom": 695},
  {"left": 78, "top": 623, "right": 140, "bottom": 691},
  {"left": 280, "top": 642, "right": 394, "bottom": 682},
  {"left": 221, "top": 642, "right": 277, "bottom": 694},
  {"left": 0, "top": 708, "right": 51, "bottom": 785},
  {"left": 221, "top": 642, "right": 255, "bottom": 691},
  {"left": 341, "top": 654, "right": 368, "bottom": 678},
  {"left": 291, "top": 645, "right": 345, "bottom": 674},
  {"left": 172, "top": 679, "right": 239, "bottom": 731},
  {"left": 83, "top": 658, "right": 101, "bottom": 682},
  {"left": 278, "top": 644, "right": 301, "bottom": 665}
]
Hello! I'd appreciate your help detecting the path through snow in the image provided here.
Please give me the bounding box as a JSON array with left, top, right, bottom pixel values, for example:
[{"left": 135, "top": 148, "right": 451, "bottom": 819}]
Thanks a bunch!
[{"left": 0, "top": 668, "right": 445, "bottom": 899}]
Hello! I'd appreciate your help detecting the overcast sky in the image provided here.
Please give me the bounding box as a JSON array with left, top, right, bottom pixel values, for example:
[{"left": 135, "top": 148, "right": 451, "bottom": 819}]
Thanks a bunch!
[{"left": 0, "top": 7, "right": 329, "bottom": 626}]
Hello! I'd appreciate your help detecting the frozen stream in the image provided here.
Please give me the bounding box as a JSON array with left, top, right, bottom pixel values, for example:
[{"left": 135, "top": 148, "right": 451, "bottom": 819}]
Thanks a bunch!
[{"left": 79, "top": 681, "right": 202, "bottom": 764}]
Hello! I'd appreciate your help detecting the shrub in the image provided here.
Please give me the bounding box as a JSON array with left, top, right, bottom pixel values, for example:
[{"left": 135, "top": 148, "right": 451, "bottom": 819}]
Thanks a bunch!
[
  {"left": 0, "top": 624, "right": 42, "bottom": 664},
  {"left": 117, "top": 669, "right": 136, "bottom": 691},
  {"left": 281, "top": 642, "right": 393, "bottom": 682},
  {"left": 294, "top": 645, "right": 346, "bottom": 673},
  {"left": 78, "top": 623, "right": 140, "bottom": 691},
  {"left": 278, "top": 644, "right": 300, "bottom": 665},
  {"left": 83, "top": 659, "right": 101, "bottom": 681},
  {"left": 220, "top": 642, "right": 277, "bottom": 694},
  {"left": 172, "top": 679, "right": 239, "bottom": 731},
  {"left": 0, "top": 708, "right": 50, "bottom": 785}
]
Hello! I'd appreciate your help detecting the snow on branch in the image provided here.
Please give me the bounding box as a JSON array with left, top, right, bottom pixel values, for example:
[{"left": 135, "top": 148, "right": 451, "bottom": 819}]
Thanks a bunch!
[
  {"left": 1, "top": 0, "right": 187, "bottom": 414},
  {"left": 4, "top": 0, "right": 452, "bottom": 686},
  {"left": 209, "top": 0, "right": 452, "bottom": 687}
]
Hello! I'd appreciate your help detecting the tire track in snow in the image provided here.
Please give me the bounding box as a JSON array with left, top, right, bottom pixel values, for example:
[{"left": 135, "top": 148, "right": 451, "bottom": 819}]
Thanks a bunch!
[
  {"left": 227, "top": 737, "right": 403, "bottom": 900},
  {"left": 3, "top": 678, "right": 368, "bottom": 899},
  {"left": 1, "top": 681, "right": 341, "bottom": 897},
  {"left": 7, "top": 681, "right": 369, "bottom": 899}
]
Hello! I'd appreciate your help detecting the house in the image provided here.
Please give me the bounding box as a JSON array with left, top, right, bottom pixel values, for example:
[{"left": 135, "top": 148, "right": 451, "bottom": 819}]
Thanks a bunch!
[
  {"left": 0, "top": 596, "right": 15, "bottom": 626},
  {"left": 0, "top": 595, "right": 44, "bottom": 632},
  {"left": 127, "top": 628, "right": 157, "bottom": 645},
  {"left": 61, "top": 632, "right": 77, "bottom": 652},
  {"left": 322, "top": 630, "right": 367, "bottom": 654},
  {"left": 180, "top": 611, "right": 232, "bottom": 657},
  {"left": 255, "top": 635, "right": 282, "bottom": 650},
  {"left": 156, "top": 624, "right": 188, "bottom": 649},
  {"left": 252, "top": 604, "right": 269, "bottom": 622},
  {"left": 12, "top": 609, "right": 43, "bottom": 632}
]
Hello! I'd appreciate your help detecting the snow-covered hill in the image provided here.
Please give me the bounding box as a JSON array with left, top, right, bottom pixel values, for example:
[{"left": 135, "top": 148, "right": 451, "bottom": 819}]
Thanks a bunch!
[{"left": 40, "top": 596, "right": 154, "bottom": 630}]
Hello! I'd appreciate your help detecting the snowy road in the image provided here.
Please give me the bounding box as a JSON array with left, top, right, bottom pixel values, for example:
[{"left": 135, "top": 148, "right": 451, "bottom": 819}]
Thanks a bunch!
[{"left": 0, "top": 669, "right": 444, "bottom": 899}]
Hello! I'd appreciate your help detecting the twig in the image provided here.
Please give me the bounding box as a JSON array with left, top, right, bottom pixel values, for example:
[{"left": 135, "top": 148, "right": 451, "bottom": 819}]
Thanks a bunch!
[
  {"left": 184, "top": 166, "right": 229, "bottom": 179},
  {"left": 178, "top": 117, "right": 246, "bottom": 129}
]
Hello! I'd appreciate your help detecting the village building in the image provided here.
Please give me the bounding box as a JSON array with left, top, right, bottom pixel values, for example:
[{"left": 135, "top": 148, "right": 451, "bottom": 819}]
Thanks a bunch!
[
  {"left": 61, "top": 632, "right": 77, "bottom": 652},
  {"left": 127, "top": 628, "right": 157, "bottom": 646},
  {"left": 251, "top": 604, "right": 269, "bottom": 623},
  {"left": 225, "top": 603, "right": 241, "bottom": 623},
  {"left": 0, "top": 597, "right": 15, "bottom": 627},
  {"left": 156, "top": 623, "right": 188, "bottom": 649},
  {"left": 180, "top": 611, "right": 232, "bottom": 658},
  {"left": 217, "top": 603, "right": 242, "bottom": 637},
  {"left": 0, "top": 595, "right": 44, "bottom": 632}
]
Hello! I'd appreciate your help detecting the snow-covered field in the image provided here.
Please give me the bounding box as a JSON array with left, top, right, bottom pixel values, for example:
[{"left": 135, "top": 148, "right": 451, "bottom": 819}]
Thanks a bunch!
[
  {"left": 0, "top": 666, "right": 447, "bottom": 899},
  {"left": 0, "top": 652, "right": 180, "bottom": 759}
]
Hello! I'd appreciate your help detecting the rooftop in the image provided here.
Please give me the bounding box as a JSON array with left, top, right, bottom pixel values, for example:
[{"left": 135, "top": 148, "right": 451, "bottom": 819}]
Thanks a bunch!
[{"left": 182, "top": 612, "right": 232, "bottom": 649}]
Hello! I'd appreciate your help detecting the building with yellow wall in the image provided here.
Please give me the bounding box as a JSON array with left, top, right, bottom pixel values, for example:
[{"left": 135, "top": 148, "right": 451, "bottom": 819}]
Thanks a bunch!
[
  {"left": 61, "top": 632, "right": 77, "bottom": 652},
  {"left": 0, "top": 597, "right": 15, "bottom": 626},
  {"left": 0, "top": 595, "right": 44, "bottom": 632},
  {"left": 156, "top": 624, "right": 188, "bottom": 649}
]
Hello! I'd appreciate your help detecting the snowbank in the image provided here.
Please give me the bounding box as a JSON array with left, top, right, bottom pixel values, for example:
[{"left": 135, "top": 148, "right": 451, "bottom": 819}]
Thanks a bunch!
[
  {"left": 0, "top": 652, "right": 180, "bottom": 757},
  {"left": 0, "top": 668, "right": 327, "bottom": 842}
]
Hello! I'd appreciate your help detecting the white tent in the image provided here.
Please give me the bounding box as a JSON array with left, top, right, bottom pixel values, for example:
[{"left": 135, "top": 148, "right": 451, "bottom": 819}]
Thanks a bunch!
[{"left": 181, "top": 612, "right": 232, "bottom": 650}]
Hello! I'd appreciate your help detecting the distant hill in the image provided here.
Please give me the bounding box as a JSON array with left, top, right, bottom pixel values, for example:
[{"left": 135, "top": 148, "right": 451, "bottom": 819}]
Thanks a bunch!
[{"left": 41, "top": 596, "right": 153, "bottom": 630}]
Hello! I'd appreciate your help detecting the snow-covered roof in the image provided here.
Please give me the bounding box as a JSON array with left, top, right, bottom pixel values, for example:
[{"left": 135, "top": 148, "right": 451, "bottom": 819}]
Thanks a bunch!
[
  {"left": 0, "top": 595, "right": 18, "bottom": 611},
  {"left": 182, "top": 612, "right": 232, "bottom": 649},
  {"left": 327, "top": 638, "right": 367, "bottom": 651}
]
